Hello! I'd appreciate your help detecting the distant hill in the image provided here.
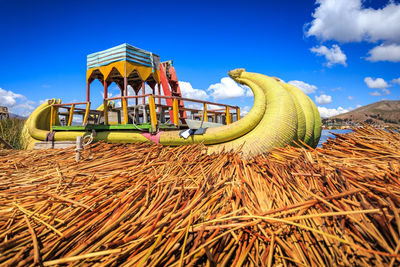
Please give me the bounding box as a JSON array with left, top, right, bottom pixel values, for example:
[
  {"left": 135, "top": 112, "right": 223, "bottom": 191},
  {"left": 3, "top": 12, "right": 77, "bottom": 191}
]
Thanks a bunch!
[
  {"left": 9, "top": 113, "right": 26, "bottom": 119},
  {"left": 324, "top": 100, "right": 400, "bottom": 126}
]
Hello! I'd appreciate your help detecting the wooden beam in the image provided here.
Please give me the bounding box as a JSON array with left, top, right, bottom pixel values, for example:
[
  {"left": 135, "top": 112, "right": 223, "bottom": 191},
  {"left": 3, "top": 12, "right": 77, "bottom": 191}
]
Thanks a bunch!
[{"left": 0, "top": 136, "right": 13, "bottom": 149}]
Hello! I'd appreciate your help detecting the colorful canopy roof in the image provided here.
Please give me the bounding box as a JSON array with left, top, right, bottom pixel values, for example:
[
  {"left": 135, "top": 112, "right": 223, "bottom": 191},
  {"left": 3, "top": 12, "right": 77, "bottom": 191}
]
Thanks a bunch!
[{"left": 86, "top": 43, "right": 160, "bottom": 84}]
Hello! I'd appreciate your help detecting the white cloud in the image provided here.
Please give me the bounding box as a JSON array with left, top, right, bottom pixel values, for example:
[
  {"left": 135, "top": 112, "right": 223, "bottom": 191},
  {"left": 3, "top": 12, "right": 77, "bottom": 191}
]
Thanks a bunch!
[
  {"left": 207, "top": 104, "right": 220, "bottom": 110},
  {"left": 306, "top": 0, "right": 400, "bottom": 62},
  {"left": 315, "top": 94, "right": 332, "bottom": 105},
  {"left": 0, "top": 88, "right": 24, "bottom": 107},
  {"left": 356, "top": 104, "right": 362, "bottom": 108},
  {"left": 240, "top": 106, "right": 251, "bottom": 116},
  {"left": 207, "top": 77, "right": 248, "bottom": 100},
  {"left": 186, "top": 103, "right": 203, "bottom": 111},
  {"left": 348, "top": 96, "right": 354, "bottom": 100},
  {"left": 72, "top": 116, "right": 83, "bottom": 124},
  {"left": 366, "top": 44, "right": 400, "bottom": 62},
  {"left": 287, "top": 80, "right": 317, "bottom": 94},
  {"left": 382, "top": 88, "right": 391, "bottom": 95},
  {"left": 369, "top": 91, "right": 381, "bottom": 96},
  {"left": 245, "top": 87, "right": 254, "bottom": 97},
  {"left": 364, "top": 77, "right": 389, "bottom": 89},
  {"left": 179, "top": 81, "right": 208, "bottom": 101},
  {"left": 39, "top": 99, "right": 50, "bottom": 105},
  {"left": 310, "top": 45, "right": 347, "bottom": 67},
  {"left": 306, "top": 0, "right": 400, "bottom": 43},
  {"left": 0, "top": 88, "right": 36, "bottom": 117},
  {"left": 393, "top": 77, "right": 400, "bottom": 85},
  {"left": 318, "top": 106, "right": 349, "bottom": 118}
]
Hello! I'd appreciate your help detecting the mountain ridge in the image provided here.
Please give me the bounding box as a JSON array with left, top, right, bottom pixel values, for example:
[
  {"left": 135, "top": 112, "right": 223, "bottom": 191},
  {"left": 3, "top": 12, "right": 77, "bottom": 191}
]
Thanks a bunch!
[{"left": 324, "top": 100, "right": 400, "bottom": 126}]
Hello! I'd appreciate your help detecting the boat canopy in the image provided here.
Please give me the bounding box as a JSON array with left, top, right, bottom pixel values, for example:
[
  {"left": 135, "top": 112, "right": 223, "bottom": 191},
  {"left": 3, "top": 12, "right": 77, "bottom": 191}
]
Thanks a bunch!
[{"left": 86, "top": 43, "right": 161, "bottom": 90}]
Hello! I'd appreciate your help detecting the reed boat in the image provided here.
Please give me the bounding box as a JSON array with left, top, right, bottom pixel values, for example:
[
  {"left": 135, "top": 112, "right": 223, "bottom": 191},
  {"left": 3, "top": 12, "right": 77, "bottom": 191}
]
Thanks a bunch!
[{"left": 23, "top": 44, "right": 322, "bottom": 158}]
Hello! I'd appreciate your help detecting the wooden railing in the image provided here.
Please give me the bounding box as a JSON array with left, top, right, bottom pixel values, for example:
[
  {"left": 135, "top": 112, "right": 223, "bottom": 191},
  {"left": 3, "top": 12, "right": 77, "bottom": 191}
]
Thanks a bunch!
[
  {"left": 50, "top": 102, "right": 90, "bottom": 129},
  {"left": 51, "top": 95, "right": 241, "bottom": 132}
]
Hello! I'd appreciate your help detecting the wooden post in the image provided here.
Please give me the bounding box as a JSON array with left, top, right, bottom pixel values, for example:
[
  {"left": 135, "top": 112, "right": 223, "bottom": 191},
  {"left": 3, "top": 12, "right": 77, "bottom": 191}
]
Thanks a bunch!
[
  {"left": 203, "top": 103, "right": 208, "bottom": 122},
  {"left": 173, "top": 98, "right": 179, "bottom": 126},
  {"left": 149, "top": 96, "right": 157, "bottom": 132},
  {"left": 142, "top": 81, "right": 145, "bottom": 105},
  {"left": 103, "top": 100, "right": 109, "bottom": 125},
  {"left": 225, "top": 106, "right": 231, "bottom": 125},
  {"left": 50, "top": 105, "right": 54, "bottom": 130},
  {"left": 157, "top": 83, "right": 161, "bottom": 113},
  {"left": 68, "top": 104, "right": 75, "bottom": 126},
  {"left": 122, "top": 98, "right": 128, "bottom": 125},
  {"left": 157, "top": 83, "right": 161, "bottom": 104},
  {"left": 83, "top": 102, "right": 91, "bottom": 125},
  {"left": 236, "top": 107, "right": 240, "bottom": 121},
  {"left": 103, "top": 81, "right": 109, "bottom": 125},
  {"left": 0, "top": 136, "right": 13, "bottom": 149},
  {"left": 86, "top": 83, "right": 90, "bottom": 102},
  {"left": 124, "top": 77, "right": 128, "bottom": 97}
]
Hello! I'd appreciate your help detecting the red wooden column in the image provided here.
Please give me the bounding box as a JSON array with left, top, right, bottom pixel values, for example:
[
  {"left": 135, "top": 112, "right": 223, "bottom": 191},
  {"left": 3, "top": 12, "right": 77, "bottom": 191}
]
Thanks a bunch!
[
  {"left": 124, "top": 77, "right": 128, "bottom": 96},
  {"left": 86, "top": 83, "right": 90, "bottom": 102},
  {"left": 103, "top": 80, "right": 108, "bottom": 99}
]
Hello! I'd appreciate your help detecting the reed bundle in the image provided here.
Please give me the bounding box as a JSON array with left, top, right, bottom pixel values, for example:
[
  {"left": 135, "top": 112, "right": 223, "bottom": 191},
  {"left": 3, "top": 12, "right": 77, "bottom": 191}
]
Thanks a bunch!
[{"left": 1, "top": 126, "right": 400, "bottom": 266}]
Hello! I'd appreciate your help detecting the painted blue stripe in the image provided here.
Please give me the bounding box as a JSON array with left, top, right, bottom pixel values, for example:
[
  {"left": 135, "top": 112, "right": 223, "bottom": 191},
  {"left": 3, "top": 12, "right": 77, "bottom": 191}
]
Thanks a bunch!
[
  {"left": 87, "top": 51, "right": 152, "bottom": 65},
  {"left": 87, "top": 43, "right": 159, "bottom": 70}
]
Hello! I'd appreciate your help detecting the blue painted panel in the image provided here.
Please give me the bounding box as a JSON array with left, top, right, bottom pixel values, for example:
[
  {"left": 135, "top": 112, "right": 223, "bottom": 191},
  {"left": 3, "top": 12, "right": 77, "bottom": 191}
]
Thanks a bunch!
[{"left": 87, "top": 43, "right": 160, "bottom": 70}]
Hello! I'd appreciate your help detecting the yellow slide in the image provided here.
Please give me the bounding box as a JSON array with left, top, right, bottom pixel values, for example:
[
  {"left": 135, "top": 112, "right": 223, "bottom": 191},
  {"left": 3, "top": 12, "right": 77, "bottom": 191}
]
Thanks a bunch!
[{"left": 23, "top": 69, "right": 322, "bottom": 157}]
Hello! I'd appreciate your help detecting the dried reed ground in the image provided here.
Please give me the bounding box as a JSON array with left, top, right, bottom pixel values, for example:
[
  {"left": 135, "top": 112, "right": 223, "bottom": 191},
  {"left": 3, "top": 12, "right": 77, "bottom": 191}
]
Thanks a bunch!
[{"left": 0, "top": 126, "right": 400, "bottom": 266}]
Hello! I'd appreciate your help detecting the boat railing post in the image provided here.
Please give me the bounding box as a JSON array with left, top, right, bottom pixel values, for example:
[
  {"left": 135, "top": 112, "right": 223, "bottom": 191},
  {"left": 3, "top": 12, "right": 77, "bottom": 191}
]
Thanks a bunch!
[
  {"left": 103, "top": 100, "right": 109, "bottom": 125},
  {"left": 83, "top": 102, "right": 91, "bottom": 125},
  {"left": 225, "top": 106, "right": 231, "bottom": 125},
  {"left": 236, "top": 107, "right": 240, "bottom": 121},
  {"left": 173, "top": 98, "right": 179, "bottom": 126},
  {"left": 50, "top": 105, "right": 54, "bottom": 130},
  {"left": 203, "top": 103, "right": 208, "bottom": 122},
  {"left": 104, "top": 80, "right": 109, "bottom": 125},
  {"left": 68, "top": 104, "right": 75, "bottom": 126},
  {"left": 149, "top": 95, "right": 158, "bottom": 132},
  {"left": 122, "top": 97, "right": 128, "bottom": 124}
]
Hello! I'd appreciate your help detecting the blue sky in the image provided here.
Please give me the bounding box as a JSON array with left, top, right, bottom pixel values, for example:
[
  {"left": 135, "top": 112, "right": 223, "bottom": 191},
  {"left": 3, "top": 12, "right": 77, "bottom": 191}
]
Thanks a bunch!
[{"left": 1, "top": 0, "right": 399, "bottom": 117}]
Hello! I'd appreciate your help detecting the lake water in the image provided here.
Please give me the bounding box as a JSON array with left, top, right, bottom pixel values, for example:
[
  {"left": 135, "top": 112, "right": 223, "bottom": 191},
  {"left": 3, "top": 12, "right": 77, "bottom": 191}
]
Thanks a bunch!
[{"left": 317, "top": 129, "right": 352, "bottom": 147}]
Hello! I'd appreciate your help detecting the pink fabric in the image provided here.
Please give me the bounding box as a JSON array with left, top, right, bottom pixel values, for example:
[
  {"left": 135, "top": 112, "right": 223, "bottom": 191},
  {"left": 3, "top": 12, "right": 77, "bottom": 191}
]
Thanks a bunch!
[{"left": 142, "top": 132, "right": 162, "bottom": 144}]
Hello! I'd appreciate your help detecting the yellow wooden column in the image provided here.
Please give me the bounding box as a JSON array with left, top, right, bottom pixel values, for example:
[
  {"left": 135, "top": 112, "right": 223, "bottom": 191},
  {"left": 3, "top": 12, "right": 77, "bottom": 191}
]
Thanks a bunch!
[
  {"left": 122, "top": 98, "right": 128, "bottom": 124},
  {"left": 68, "top": 104, "right": 75, "bottom": 126},
  {"left": 83, "top": 102, "right": 91, "bottom": 125},
  {"left": 103, "top": 100, "right": 109, "bottom": 125},
  {"left": 49, "top": 105, "right": 54, "bottom": 130},
  {"left": 149, "top": 96, "right": 158, "bottom": 132},
  {"left": 203, "top": 103, "right": 208, "bottom": 122},
  {"left": 225, "top": 106, "right": 231, "bottom": 124},
  {"left": 236, "top": 107, "right": 240, "bottom": 121},
  {"left": 103, "top": 80, "right": 109, "bottom": 125},
  {"left": 173, "top": 98, "right": 179, "bottom": 126}
]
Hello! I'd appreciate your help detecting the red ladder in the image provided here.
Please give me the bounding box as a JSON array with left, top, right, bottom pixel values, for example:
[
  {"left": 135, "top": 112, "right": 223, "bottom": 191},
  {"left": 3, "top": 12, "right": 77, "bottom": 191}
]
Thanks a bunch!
[{"left": 159, "top": 61, "right": 187, "bottom": 124}]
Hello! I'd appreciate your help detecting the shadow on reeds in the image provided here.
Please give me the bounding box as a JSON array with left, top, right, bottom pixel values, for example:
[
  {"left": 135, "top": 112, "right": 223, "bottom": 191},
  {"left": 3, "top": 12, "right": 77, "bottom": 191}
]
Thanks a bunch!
[{"left": 0, "top": 118, "right": 26, "bottom": 149}]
